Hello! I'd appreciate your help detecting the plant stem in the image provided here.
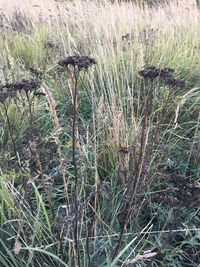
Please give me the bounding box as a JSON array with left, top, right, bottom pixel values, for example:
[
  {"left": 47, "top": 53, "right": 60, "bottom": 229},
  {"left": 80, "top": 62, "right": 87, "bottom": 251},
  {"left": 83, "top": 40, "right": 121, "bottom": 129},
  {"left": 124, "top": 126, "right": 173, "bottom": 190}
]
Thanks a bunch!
[
  {"left": 3, "top": 103, "right": 17, "bottom": 156},
  {"left": 71, "top": 70, "right": 81, "bottom": 267}
]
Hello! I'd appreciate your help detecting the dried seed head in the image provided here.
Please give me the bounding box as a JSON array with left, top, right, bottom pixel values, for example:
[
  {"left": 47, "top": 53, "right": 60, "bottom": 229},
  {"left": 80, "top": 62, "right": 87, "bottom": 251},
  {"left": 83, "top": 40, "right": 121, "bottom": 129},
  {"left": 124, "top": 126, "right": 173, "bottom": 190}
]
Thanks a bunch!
[
  {"left": 139, "top": 66, "right": 174, "bottom": 80},
  {"left": 139, "top": 66, "right": 160, "bottom": 80},
  {"left": 58, "top": 55, "right": 96, "bottom": 71},
  {"left": 162, "top": 76, "right": 185, "bottom": 88},
  {"left": 160, "top": 68, "right": 174, "bottom": 76},
  {"left": 139, "top": 66, "right": 185, "bottom": 88},
  {"left": 3, "top": 79, "right": 42, "bottom": 93}
]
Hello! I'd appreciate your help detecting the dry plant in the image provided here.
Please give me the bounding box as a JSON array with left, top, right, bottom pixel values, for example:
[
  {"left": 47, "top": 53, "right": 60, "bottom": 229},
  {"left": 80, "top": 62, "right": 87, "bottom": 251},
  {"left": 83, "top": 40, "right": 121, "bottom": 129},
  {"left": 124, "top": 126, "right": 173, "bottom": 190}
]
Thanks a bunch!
[{"left": 58, "top": 55, "right": 96, "bottom": 267}]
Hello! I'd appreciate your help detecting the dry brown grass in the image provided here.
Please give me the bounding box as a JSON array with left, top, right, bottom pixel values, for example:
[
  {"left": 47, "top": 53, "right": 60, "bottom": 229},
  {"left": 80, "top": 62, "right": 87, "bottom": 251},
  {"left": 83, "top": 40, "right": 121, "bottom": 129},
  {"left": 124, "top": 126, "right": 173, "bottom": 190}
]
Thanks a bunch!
[
  {"left": 0, "top": 0, "right": 198, "bottom": 27},
  {"left": 0, "top": 0, "right": 66, "bottom": 26}
]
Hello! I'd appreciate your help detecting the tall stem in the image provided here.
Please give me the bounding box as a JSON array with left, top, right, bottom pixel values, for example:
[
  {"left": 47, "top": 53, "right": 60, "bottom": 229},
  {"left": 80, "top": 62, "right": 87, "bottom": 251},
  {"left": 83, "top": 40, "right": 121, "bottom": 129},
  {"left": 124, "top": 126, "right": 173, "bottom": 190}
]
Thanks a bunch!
[
  {"left": 71, "top": 70, "right": 81, "bottom": 267},
  {"left": 3, "top": 103, "right": 17, "bottom": 156}
]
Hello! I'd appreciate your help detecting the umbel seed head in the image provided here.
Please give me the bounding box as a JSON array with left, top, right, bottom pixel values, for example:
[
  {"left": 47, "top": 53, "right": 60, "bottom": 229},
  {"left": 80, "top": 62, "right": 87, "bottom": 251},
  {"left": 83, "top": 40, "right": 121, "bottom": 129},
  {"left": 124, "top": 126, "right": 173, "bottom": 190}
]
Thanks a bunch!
[
  {"left": 139, "top": 66, "right": 185, "bottom": 88},
  {"left": 139, "top": 66, "right": 174, "bottom": 80},
  {"left": 58, "top": 55, "right": 96, "bottom": 71},
  {"left": 4, "top": 79, "right": 42, "bottom": 92},
  {"left": 0, "top": 79, "right": 43, "bottom": 103}
]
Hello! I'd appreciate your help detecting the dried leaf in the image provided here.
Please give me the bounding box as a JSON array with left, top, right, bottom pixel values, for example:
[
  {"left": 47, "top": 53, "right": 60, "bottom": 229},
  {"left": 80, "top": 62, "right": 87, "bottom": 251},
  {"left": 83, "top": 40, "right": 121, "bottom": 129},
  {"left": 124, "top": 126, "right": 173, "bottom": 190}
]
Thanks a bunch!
[
  {"left": 13, "top": 241, "right": 21, "bottom": 255},
  {"left": 125, "top": 252, "right": 157, "bottom": 265}
]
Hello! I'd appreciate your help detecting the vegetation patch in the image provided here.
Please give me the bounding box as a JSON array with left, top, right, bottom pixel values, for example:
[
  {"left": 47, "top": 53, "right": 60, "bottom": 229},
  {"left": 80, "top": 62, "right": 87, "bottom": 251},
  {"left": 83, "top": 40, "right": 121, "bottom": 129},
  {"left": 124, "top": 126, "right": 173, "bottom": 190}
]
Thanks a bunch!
[{"left": 0, "top": 0, "right": 200, "bottom": 266}]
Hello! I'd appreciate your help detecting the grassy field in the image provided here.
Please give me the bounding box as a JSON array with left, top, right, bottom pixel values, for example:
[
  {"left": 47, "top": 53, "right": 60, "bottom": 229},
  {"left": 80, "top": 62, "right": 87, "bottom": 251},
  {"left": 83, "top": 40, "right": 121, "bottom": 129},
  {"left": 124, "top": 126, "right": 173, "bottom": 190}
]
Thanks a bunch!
[{"left": 0, "top": 0, "right": 200, "bottom": 266}]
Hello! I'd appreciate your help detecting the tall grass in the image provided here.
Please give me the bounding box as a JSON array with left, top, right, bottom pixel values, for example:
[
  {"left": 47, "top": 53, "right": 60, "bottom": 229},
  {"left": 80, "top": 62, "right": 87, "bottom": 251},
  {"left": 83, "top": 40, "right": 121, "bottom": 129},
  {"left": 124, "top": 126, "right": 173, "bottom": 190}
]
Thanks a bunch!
[{"left": 0, "top": 0, "right": 200, "bottom": 266}]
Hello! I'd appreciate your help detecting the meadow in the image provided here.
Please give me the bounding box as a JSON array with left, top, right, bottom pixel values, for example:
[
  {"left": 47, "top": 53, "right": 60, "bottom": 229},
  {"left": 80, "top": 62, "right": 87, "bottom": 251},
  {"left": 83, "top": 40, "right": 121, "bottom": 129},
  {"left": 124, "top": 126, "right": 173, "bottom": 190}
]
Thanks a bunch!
[{"left": 0, "top": 0, "right": 200, "bottom": 266}]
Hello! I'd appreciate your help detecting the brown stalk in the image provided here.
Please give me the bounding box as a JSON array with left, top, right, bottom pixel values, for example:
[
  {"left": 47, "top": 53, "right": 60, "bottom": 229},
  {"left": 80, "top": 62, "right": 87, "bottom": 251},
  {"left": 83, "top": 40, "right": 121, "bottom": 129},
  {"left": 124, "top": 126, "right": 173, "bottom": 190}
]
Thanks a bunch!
[
  {"left": 69, "top": 69, "right": 81, "bottom": 267},
  {"left": 2, "top": 102, "right": 18, "bottom": 157},
  {"left": 57, "top": 55, "right": 96, "bottom": 267}
]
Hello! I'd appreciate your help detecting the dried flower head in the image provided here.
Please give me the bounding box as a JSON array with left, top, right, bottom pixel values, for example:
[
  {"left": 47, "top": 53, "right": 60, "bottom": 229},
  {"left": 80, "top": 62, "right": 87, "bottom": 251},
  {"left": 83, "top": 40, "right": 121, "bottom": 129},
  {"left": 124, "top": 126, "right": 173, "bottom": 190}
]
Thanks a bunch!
[
  {"left": 139, "top": 66, "right": 174, "bottom": 80},
  {"left": 139, "top": 66, "right": 185, "bottom": 88},
  {"left": 3, "top": 79, "right": 42, "bottom": 93},
  {"left": 58, "top": 55, "right": 96, "bottom": 71},
  {"left": 162, "top": 76, "right": 185, "bottom": 88},
  {"left": 139, "top": 66, "right": 160, "bottom": 80}
]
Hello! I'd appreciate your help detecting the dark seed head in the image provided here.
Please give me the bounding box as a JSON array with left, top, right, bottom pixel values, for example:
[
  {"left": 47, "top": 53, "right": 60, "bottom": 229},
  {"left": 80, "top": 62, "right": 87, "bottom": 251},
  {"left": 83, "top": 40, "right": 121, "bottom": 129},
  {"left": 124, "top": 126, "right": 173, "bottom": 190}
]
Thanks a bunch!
[
  {"left": 139, "top": 66, "right": 160, "bottom": 80},
  {"left": 58, "top": 55, "right": 96, "bottom": 71},
  {"left": 3, "top": 79, "right": 42, "bottom": 93},
  {"left": 159, "top": 68, "right": 174, "bottom": 78},
  {"left": 139, "top": 66, "right": 185, "bottom": 88},
  {"left": 139, "top": 66, "right": 174, "bottom": 80},
  {"left": 162, "top": 76, "right": 185, "bottom": 88}
]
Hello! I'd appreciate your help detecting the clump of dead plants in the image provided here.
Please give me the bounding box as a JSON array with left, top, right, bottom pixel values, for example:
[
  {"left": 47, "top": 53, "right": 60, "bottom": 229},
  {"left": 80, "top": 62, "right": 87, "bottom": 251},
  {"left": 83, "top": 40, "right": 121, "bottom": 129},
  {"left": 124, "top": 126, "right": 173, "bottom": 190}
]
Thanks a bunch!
[
  {"left": 0, "top": 59, "right": 199, "bottom": 267},
  {"left": 0, "top": 78, "right": 43, "bottom": 157},
  {"left": 112, "top": 66, "right": 187, "bottom": 258}
]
